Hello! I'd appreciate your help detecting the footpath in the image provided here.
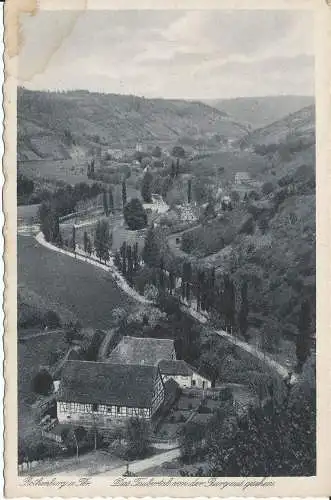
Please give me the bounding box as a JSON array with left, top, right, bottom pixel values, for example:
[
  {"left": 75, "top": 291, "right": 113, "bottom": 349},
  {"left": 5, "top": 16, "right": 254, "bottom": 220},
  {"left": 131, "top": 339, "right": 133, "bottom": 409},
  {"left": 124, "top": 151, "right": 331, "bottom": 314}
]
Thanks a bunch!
[
  {"left": 35, "top": 232, "right": 296, "bottom": 383},
  {"left": 44, "top": 448, "right": 180, "bottom": 477},
  {"left": 100, "top": 448, "right": 180, "bottom": 476}
]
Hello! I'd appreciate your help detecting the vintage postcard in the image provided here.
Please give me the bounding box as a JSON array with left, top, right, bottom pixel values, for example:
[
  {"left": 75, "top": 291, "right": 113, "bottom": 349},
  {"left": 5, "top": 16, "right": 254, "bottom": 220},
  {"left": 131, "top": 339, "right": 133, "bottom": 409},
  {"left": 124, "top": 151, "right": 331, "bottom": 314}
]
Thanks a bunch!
[{"left": 3, "top": 0, "right": 331, "bottom": 496}]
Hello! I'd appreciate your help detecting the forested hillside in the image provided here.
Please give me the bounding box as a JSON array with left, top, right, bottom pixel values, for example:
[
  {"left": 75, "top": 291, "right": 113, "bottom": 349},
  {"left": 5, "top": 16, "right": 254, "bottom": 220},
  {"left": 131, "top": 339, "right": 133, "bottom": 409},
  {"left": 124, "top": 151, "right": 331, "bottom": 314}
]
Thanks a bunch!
[
  {"left": 17, "top": 88, "right": 248, "bottom": 161},
  {"left": 240, "top": 105, "right": 315, "bottom": 149}
]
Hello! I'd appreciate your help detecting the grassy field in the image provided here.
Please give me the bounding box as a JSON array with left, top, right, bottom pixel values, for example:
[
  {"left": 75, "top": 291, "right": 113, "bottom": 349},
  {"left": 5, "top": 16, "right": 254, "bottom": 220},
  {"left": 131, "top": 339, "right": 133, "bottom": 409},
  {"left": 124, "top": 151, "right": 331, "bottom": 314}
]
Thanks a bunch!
[
  {"left": 18, "top": 159, "right": 90, "bottom": 185},
  {"left": 17, "top": 204, "right": 41, "bottom": 219},
  {"left": 190, "top": 150, "right": 267, "bottom": 184},
  {"left": 18, "top": 235, "right": 135, "bottom": 329},
  {"left": 18, "top": 284, "right": 77, "bottom": 330}
]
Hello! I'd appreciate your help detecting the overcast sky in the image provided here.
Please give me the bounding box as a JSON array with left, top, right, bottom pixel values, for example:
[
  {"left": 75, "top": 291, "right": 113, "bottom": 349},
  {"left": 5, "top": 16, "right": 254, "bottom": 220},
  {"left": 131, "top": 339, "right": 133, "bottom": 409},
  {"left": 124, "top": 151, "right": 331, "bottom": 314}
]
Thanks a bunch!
[{"left": 18, "top": 10, "right": 314, "bottom": 99}]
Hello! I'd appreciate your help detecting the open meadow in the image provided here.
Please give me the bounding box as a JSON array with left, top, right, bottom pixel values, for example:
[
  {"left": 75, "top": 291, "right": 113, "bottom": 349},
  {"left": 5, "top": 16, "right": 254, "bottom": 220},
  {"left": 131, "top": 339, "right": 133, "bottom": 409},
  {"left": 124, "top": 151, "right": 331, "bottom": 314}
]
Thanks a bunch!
[
  {"left": 18, "top": 235, "right": 135, "bottom": 329},
  {"left": 18, "top": 159, "right": 90, "bottom": 185}
]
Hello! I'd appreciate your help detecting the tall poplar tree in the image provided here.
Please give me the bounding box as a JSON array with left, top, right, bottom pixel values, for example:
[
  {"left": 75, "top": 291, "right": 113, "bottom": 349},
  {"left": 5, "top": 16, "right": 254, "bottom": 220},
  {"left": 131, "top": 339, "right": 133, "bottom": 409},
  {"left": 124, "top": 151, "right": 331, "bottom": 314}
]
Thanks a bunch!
[
  {"left": 122, "top": 180, "right": 127, "bottom": 208},
  {"left": 206, "top": 267, "right": 216, "bottom": 312},
  {"left": 169, "top": 270, "right": 175, "bottom": 295},
  {"left": 171, "top": 161, "right": 176, "bottom": 179},
  {"left": 200, "top": 270, "right": 206, "bottom": 311},
  {"left": 133, "top": 242, "right": 140, "bottom": 272},
  {"left": 239, "top": 280, "right": 249, "bottom": 340},
  {"left": 83, "top": 231, "right": 88, "bottom": 253},
  {"left": 141, "top": 171, "right": 153, "bottom": 203},
  {"left": 72, "top": 225, "right": 76, "bottom": 253},
  {"left": 120, "top": 242, "right": 127, "bottom": 276},
  {"left": 94, "top": 220, "right": 110, "bottom": 263},
  {"left": 127, "top": 245, "right": 134, "bottom": 284},
  {"left": 142, "top": 225, "right": 160, "bottom": 268},
  {"left": 103, "top": 191, "right": 109, "bottom": 216},
  {"left": 188, "top": 179, "right": 192, "bottom": 204},
  {"left": 176, "top": 158, "right": 180, "bottom": 177},
  {"left": 159, "top": 257, "right": 165, "bottom": 292},
  {"left": 86, "top": 236, "right": 92, "bottom": 256},
  {"left": 108, "top": 187, "right": 114, "bottom": 213},
  {"left": 114, "top": 250, "right": 122, "bottom": 271},
  {"left": 223, "top": 275, "right": 236, "bottom": 331}
]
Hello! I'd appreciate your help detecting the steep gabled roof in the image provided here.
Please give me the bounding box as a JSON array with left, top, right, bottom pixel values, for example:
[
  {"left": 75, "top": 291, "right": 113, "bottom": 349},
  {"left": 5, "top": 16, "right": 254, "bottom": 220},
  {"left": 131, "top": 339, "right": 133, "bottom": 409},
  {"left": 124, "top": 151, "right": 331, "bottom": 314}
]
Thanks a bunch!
[
  {"left": 107, "top": 336, "right": 175, "bottom": 366},
  {"left": 57, "top": 360, "right": 158, "bottom": 408},
  {"left": 159, "top": 360, "right": 211, "bottom": 382},
  {"left": 159, "top": 359, "right": 193, "bottom": 376}
]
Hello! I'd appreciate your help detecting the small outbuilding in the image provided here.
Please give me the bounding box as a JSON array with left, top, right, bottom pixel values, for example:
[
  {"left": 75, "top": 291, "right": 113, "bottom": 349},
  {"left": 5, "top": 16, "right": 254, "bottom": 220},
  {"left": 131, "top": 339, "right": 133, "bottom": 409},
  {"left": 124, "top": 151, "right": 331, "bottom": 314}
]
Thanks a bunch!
[{"left": 158, "top": 360, "right": 211, "bottom": 389}]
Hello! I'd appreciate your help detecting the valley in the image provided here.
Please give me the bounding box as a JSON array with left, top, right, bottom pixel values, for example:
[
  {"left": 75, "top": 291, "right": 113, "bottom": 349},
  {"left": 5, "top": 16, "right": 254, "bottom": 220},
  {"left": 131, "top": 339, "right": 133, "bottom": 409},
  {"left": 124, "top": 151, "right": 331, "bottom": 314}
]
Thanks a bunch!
[{"left": 17, "top": 88, "right": 316, "bottom": 477}]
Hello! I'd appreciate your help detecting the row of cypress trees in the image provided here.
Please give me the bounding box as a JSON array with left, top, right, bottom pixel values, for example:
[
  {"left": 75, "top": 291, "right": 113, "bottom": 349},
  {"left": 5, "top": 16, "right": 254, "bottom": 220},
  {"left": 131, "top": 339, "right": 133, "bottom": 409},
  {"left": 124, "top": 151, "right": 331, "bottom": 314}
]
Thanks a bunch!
[{"left": 114, "top": 241, "right": 140, "bottom": 285}]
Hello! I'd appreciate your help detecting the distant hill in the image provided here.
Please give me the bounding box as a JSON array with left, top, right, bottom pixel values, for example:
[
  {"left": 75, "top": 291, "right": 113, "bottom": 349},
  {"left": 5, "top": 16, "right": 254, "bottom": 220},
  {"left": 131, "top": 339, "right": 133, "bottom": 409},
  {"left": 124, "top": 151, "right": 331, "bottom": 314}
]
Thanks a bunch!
[
  {"left": 240, "top": 105, "right": 315, "bottom": 149},
  {"left": 205, "top": 95, "right": 314, "bottom": 129},
  {"left": 17, "top": 88, "right": 249, "bottom": 161}
]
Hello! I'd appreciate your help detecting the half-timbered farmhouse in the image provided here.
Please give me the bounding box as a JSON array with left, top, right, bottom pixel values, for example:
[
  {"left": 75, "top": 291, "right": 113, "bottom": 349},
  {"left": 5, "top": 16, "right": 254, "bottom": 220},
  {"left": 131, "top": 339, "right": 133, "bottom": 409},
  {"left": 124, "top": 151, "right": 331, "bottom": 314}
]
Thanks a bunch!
[
  {"left": 56, "top": 360, "right": 165, "bottom": 428},
  {"left": 107, "top": 336, "right": 176, "bottom": 366},
  {"left": 158, "top": 360, "right": 211, "bottom": 389}
]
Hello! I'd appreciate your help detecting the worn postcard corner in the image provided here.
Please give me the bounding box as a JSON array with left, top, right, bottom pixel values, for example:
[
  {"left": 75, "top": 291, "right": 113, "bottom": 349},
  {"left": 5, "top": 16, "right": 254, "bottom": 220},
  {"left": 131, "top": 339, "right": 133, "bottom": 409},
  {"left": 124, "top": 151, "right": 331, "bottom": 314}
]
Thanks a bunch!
[{"left": 3, "top": 0, "right": 331, "bottom": 497}]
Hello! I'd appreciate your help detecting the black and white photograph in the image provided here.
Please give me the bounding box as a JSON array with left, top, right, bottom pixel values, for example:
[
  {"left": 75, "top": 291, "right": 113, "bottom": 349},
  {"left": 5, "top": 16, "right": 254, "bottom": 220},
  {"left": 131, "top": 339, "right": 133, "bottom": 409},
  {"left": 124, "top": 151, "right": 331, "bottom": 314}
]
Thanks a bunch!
[{"left": 6, "top": 1, "right": 327, "bottom": 490}]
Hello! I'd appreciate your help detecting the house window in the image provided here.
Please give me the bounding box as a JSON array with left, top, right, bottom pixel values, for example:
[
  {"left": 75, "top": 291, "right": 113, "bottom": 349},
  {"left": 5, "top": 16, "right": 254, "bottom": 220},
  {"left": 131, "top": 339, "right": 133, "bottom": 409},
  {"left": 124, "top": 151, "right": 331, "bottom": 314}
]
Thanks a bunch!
[
  {"left": 107, "top": 407, "right": 112, "bottom": 413},
  {"left": 116, "top": 406, "right": 121, "bottom": 414},
  {"left": 92, "top": 403, "right": 98, "bottom": 412},
  {"left": 192, "top": 379, "right": 196, "bottom": 386}
]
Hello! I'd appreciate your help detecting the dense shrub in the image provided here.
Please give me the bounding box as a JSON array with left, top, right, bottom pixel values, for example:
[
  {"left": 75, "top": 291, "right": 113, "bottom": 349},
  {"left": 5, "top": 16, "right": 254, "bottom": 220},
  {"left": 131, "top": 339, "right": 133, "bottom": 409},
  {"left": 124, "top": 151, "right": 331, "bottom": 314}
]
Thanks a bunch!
[
  {"left": 133, "top": 267, "right": 158, "bottom": 295},
  {"left": 262, "top": 181, "right": 275, "bottom": 196},
  {"left": 123, "top": 198, "right": 147, "bottom": 230},
  {"left": 152, "top": 145, "right": 162, "bottom": 158},
  {"left": 31, "top": 368, "right": 53, "bottom": 395},
  {"left": 17, "top": 174, "right": 34, "bottom": 204},
  {"left": 125, "top": 418, "right": 152, "bottom": 460},
  {"left": 198, "top": 403, "right": 212, "bottom": 414},
  {"left": 239, "top": 216, "right": 255, "bottom": 235},
  {"left": 43, "top": 310, "right": 61, "bottom": 328},
  {"left": 172, "top": 145, "right": 185, "bottom": 158}
]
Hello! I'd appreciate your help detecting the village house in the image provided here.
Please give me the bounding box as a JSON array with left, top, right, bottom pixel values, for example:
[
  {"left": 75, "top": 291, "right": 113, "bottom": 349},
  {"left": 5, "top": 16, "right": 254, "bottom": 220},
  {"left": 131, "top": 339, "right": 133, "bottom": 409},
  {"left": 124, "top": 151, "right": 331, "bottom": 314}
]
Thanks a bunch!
[
  {"left": 175, "top": 204, "right": 198, "bottom": 223},
  {"left": 57, "top": 360, "right": 165, "bottom": 428},
  {"left": 235, "top": 171, "right": 251, "bottom": 185},
  {"left": 143, "top": 194, "right": 169, "bottom": 215},
  {"left": 106, "top": 148, "right": 125, "bottom": 161},
  {"left": 158, "top": 360, "right": 212, "bottom": 389},
  {"left": 136, "top": 142, "right": 148, "bottom": 154},
  {"left": 107, "top": 336, "right": 176, "bottom": 366}
]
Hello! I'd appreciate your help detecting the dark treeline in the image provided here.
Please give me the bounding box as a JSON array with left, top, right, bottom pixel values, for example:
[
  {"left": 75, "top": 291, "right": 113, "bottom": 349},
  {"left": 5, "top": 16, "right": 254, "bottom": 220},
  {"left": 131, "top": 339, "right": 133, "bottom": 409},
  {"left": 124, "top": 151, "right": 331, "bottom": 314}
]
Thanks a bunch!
[
  {"left": 102, "top": 187, "right": 114, "bottom": 216},
  {"left": 38, "top": 182, "right": 104, "bottom": 244},
  {"left": 17, "top": 174, "right": 35, "bottom": 205},
  {"left": 113, "top": 233, "right": 312, "bottom": 369},
  {"left": 39, "top": 182, "right": 103, "bottom": 218},
  {"left": 114, "top": 241, "right": 140, "bottom": 284}
]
